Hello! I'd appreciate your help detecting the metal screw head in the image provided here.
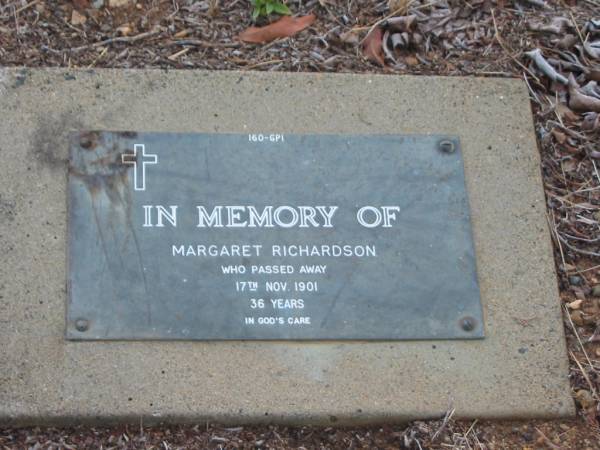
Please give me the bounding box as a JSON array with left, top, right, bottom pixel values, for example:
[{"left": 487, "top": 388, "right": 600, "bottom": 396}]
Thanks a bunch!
[
  {"left": 439, "top": 140, "right": 456, "bottom": 154},
  {"left": 459, "top": 316, "right": 476, "bottom": 332},
  {"left": 75, "top": 318, "right": 89, "bottom": 332}
]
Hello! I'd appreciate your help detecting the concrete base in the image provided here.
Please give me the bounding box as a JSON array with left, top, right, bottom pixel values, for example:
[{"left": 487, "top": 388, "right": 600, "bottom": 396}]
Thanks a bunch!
[{"left": 0, "top": 68, "right": 574, "bottom": 425}]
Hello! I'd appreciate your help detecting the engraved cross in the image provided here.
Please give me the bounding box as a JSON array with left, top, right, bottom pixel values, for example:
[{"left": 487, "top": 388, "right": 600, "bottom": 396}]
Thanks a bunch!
[{"left": 121, "top": 144, "right": 158, "bottom": 191}]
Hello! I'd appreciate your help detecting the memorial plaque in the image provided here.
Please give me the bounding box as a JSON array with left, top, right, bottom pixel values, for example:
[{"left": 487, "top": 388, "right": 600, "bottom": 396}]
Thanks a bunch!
[{"left": 67, "top": 131, "right": 483, "bottom": 340}]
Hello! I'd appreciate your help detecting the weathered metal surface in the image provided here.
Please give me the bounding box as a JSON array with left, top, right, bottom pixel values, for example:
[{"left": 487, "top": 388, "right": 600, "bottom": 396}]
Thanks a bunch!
[{"left": 67, "top": 131, "right": 483, "bottom": 340}]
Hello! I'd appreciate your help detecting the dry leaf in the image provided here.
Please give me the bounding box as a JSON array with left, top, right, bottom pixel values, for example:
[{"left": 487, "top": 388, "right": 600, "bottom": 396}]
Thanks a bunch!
[
  {"left": 554, "top": 34, "right": 578, "bottom": 49},
  {"left": 72, "top": 0, "right": 90, "bottom": 10},
  {"left": 71, "top": 10, "right": 87, "bottom": 26},
  {"left": 526, "top": 49, "right": 568, "bottom": 84},
  {"left": 582, "top": 112, "right": 599, "bottom": 131},
  {"left": 405, "top": 54, "right": 419, "bottom": 66},
  {"left": 551, "top": 128, "right": 567, "bottom": 143},
  {"left": 238, "top": 15, "right": 316, "bottom": 44},
  {"left": 527, "top": 17, "right": 570, "bottom": 34},
  {"left": 568, "top": 74, "right": 600, "bottom": 112},
  {"left": 362, "top": 26, "right": 384, "bottom": 66},
  {"left": 388, "top": 0, "right": 410, "bottom": 14},
  {"left": 555, "top": 103, "right": 579, "bottom": 122},
  {"left": 568, "top": 299, "right": 583, "bottom": 309},
  {"left": 385, "top": 15, "right": 417, "bottom": 33},
  {"left": 340, "top": 30, "right": 360, "bottom": 45},
  {"left": 117, "top": 24, "right": 132, "bottom": 36},
  {"left": 108, "top": 0, "right": 130, "bottom": 7}
]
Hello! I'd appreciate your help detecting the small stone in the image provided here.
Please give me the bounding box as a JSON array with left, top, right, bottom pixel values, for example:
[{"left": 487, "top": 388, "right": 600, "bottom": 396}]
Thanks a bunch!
[
  {"left": 591, "top": 285, "right": 600, "bottom": 297},
  {"left": 569, "top": 275, "right": 582, "bottom": 286},
  {"left": 92, "top": 0, "right": 105, "bottom": 8},
  {"left": 575, "top": 389, "right": 595, "bottom": 409},
  {"left": 71, "top": 10, "right": 87, "bottom": 26},
  {"left": 570, "top": 310, "right": 584, "bottom": 326}
]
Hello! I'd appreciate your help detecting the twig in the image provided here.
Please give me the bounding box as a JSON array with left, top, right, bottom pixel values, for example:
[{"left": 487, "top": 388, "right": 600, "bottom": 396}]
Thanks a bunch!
[
  {"left": 568, "top": 10, "right": 585, "bottom": 46},
  {"left": 557, "top": 234, "right": 600, "bottom": 257},
  {"left": 564, "top": 304, "right": 597, "bottom": 392},
  {"left": 534, "top": 428, "right": 561, "bottom": 450},
  {"left": 523, "top": 72, "right": 542, "bottom": 105},
  {"left": 431, "top": 406, "right": 455, "bottom": 442},
  {"left": 491, "top": 9, "right": 540, "bottom": 83},
  {"left": 568, "top": 264, "right": 600, "bottom": 274},
  {"left": 0, "top": 0, "right": 38, "bottom": 18},
  {"left": 168, "top": 47, "right": 190, "bottom": 60},
  {"left": 86, "top": 46, "right": 108, "bottom": 69},
  {"left": 547, "top": 120, "right": 589, "bottom": 141},
  {"left": 168, "top": 39, "right": 240, "bottom": 48},
  {"left": 547, "top": 211, "right": 567, "bottom": 270},
  {"left": 570, "top": 349, "right": 598, "bottom": 398},
  {"left": 70, "top": 28, "right": 163, "bottom": 52},
  {"left": 243, "top": 59, "right": 284, "bottom": 70}
]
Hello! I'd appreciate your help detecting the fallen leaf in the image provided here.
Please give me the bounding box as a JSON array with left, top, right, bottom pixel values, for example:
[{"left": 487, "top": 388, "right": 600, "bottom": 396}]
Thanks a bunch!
[
  {"left": 108, "top": 0, "right": 130, "bottom": 7},
  {"left": 116, "top": 23, "right": 132, "bottom": 36},
  {"left": 71, "top": 9, "right": 87, "bottom": 26},
  {"left": 584, "top": 40, "right": 600, "bottom": 59},
  {"left": 238, "top": 14, "right": 316, "bottom": 44},
  {"left": 362, "top": 26, "right": 384, "bottom": 66},
  {"left": 568, "top": 299, "right": 583, "bottom": 309},
  {"left": 339, "top": 30, "right": 359, "bottom": 45},
  {"left": 388, "top": 0, "right": 410, "bottom": 14},
  {"left": 526, "top": 48, "right": 568, "bottom": 84},
  {"left": 555, "top": 103, "right": 579, "bottom": 122},
  {"left": 554, "top": 34, "right": 578, "bottom": 49},
  {"left": 72, "top": 0, "right": 90, "bottom": 9},
  {"left": 551, "top": 128, "right": 567, "bottom": 144},
  {"left": 527, "top": 17, "right": 570, "bottom": 34},
  {"left": 568, "top": 74, "right": 600, "bottom": 112},
  {"left": 582, "top": 112, "right": 599, "bottom": 131},
  {"left": 405, "top": 54, "right": 419, "bottom": 66},
  {"left": 386, "top": 15, "right": 417, "bottom": 33},
  {"left": 570, "top": 310, "right": 584, "bottom": 326}
]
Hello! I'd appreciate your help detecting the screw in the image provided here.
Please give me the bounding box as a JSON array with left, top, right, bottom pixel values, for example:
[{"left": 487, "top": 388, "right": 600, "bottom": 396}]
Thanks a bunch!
[
  {"left": 459, "top": 316, "right": 476, "bottom": 332},
  {"left": 439, "top": 139, "right": 456, "bottom": 154},
  {"left": 75, "top": 318, "right": 89, "bottom": 332}
]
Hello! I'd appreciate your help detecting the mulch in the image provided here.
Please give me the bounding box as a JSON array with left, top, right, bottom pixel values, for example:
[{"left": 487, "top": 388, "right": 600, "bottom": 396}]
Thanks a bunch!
[{"left": 1, "top": 0, "right": 600, "bottom": 448}]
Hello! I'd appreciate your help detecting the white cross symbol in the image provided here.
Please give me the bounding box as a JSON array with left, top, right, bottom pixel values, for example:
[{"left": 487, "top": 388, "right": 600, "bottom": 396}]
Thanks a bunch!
[{"left": 121, "top": 144, "right": 158, "bottom": 191}]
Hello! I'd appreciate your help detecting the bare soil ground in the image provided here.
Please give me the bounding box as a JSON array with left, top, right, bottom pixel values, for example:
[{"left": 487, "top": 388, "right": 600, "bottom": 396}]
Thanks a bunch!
[{"left": 1, "top": 0, "right": 600, "bottom": 448}]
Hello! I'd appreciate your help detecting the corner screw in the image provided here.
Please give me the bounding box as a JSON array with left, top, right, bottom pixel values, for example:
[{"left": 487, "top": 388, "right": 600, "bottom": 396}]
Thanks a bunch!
[
  {"left": 75, "top": 318, "right": 89, "bottom": 332},
  {"left": 439, "top": 140, "right": 456, "bottom": 154},
  {"left": 459, "top": 316, "right": 476, "bottom": 332}
]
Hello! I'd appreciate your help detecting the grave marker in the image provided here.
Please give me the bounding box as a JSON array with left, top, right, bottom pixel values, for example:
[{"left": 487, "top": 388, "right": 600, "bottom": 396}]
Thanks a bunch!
[{"left": 0, "top": 68, "right": 574, "bottom": 425}]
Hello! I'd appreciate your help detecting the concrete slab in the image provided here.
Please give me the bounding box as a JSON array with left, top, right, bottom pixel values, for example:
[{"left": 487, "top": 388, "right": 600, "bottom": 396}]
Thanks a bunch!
[{"left": 0, "top": 68, "right": 574, "bottom": 425}]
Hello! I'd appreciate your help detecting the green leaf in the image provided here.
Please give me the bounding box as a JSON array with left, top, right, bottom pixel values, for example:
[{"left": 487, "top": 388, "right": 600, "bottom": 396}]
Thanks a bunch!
[
  {"left": 272, "top": 2, "right": 291, "bottom": 15},
  {"left": 252, "top": 7, "right": 260, "bottom": 19},
  {"left": 266, "top": 2, "right": 274, "bottom": 14}
]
